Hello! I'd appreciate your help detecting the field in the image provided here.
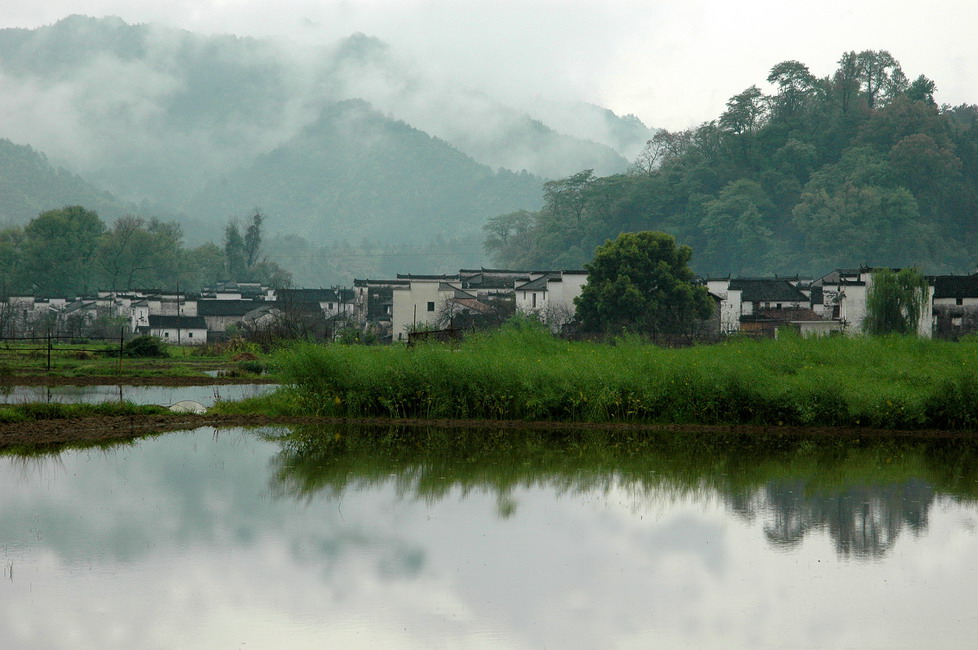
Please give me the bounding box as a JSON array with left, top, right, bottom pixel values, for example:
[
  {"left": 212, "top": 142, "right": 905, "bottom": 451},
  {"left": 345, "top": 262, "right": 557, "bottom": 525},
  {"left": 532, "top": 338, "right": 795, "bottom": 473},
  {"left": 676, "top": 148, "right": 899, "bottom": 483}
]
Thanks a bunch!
[
  {"left": 0, "top": 336, "right": 277, "bottom": 381},
  {"left": 220, "top": 321, "right": 978, "bottom": 430}
]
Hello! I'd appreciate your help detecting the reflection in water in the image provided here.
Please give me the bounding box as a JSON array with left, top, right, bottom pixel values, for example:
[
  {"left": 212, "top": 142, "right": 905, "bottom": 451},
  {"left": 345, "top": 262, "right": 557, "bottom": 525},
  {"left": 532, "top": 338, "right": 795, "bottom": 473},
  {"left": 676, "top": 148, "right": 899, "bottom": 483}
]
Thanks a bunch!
[
  {"left": 4, "top": 425, "right": 978, "bottom": 647},
  {"left": 266, "top": 423, "right": 975, "bottom": 560},
  {"left": 732, "top": 480, "right": 934, "bottom": 558},
  {"left": 0, "top": 383, "right": 275, "bottom": 407}
]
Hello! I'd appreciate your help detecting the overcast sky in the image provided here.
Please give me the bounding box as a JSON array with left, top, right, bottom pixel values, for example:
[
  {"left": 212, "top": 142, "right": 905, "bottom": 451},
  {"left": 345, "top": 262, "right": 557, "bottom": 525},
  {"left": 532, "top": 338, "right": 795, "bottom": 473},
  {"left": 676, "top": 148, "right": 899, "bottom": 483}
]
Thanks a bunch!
[{"left": 2, "top": 0, "right": 975, "bottom": 130}]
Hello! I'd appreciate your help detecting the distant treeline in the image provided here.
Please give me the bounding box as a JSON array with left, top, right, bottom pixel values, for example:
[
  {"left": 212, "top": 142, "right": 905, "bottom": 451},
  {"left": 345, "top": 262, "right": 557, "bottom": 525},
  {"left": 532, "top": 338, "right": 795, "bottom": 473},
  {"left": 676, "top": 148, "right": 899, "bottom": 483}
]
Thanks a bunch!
[
  {"left": 484, "top": 51, "right": 978, "bottom": 276},
  {"left": 0, "top": 206, "right": 289, "bottom": 297}
]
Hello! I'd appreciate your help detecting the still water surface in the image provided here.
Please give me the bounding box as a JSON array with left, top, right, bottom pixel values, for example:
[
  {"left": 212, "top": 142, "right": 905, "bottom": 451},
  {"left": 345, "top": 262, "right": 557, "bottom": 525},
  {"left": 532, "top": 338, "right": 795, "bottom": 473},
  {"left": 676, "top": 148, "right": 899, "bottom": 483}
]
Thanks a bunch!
[
  {"left": 2, "top": 424, "right": 977, "bottom": 649},
  {"left": 0, "top": 383, "right": 274, "bottom": 407}
]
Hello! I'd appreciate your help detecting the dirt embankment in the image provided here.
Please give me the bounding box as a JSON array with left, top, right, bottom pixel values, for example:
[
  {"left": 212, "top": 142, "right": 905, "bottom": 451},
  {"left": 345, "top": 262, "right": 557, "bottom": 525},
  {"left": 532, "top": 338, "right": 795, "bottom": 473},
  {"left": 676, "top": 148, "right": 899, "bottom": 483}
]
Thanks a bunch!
[{"left": 1, "top": 411, "right": 970, "bottom": 452}]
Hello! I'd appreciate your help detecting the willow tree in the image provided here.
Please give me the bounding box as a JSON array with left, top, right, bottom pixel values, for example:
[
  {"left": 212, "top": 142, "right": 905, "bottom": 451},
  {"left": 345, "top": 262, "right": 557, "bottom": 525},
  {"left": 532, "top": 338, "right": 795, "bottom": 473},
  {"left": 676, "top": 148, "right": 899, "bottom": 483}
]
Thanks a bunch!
[{"left": 863, "top": 267, "right": 929, "bottom": 335}]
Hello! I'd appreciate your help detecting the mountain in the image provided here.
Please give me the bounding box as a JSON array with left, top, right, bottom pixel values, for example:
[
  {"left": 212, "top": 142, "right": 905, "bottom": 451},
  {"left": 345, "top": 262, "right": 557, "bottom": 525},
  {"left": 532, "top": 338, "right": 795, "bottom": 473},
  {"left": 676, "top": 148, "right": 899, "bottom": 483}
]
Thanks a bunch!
[
  {"left": 0, "top": 16, "right": 651, "bottom": 245},
  {"left": 186, "top": 99, "right": 543, "bottom": 242},
  {"left": 0, "top": 138, "right": 133, "bottom": 225}
]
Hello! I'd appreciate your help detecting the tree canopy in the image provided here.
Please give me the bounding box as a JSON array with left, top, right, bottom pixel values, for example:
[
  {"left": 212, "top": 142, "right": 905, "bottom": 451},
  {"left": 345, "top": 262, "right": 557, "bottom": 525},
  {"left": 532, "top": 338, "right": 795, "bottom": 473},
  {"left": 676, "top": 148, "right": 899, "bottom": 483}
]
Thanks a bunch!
[
  {"left": 484, "top": 50, "right": 978, "bottom": 278},
  {"left": 574, "top": 231, "right": 713, "bottom": 339},
  {"left": 0, "top": 206, "right": 292, "bottom": 297}
]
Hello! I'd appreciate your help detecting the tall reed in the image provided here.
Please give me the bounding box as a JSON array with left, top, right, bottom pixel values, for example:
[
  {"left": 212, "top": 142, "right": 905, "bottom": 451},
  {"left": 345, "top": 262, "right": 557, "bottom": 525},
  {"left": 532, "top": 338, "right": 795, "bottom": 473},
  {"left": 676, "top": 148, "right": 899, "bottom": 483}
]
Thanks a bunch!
[{"left": 271, "top": 322, "right": 978, "bottom": 430}]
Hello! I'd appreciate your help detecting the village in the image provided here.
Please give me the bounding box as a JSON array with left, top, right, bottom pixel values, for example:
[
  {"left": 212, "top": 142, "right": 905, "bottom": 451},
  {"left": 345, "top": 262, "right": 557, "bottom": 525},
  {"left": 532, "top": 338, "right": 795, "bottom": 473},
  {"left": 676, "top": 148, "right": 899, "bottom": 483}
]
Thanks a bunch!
[{"left": 1, "top": 266, "right": 977, "bottom": 345}]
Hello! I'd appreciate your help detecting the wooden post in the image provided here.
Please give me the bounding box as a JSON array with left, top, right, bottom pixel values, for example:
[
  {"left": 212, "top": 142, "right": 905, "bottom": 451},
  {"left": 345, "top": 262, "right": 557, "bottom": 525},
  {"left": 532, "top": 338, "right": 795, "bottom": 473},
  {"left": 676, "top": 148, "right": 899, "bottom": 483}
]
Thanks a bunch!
[
  {"left": 118, "top": 327, "right": 124, "bottom": 374},
  {"left": 46, "top": 330, "right": 52, "bottom": 371}
]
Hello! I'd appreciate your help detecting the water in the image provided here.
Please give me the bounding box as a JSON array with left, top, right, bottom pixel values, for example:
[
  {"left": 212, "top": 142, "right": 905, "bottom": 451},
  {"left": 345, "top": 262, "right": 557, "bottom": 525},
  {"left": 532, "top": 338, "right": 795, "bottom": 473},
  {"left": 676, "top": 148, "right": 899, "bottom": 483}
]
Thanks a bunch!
[
  {"left": 1, "top": 424, "right": 977, "bottom": 648},
  {"left": 0, "top": 383, "right": 274, "bottom": 408}
]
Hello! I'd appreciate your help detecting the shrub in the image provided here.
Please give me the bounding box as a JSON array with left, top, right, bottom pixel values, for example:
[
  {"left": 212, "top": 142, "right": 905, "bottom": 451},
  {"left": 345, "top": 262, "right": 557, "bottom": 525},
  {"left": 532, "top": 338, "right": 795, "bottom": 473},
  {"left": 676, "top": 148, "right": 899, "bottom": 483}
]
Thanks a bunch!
[{"left": 123, "top": 335, "right": 168, "bottom": 358}]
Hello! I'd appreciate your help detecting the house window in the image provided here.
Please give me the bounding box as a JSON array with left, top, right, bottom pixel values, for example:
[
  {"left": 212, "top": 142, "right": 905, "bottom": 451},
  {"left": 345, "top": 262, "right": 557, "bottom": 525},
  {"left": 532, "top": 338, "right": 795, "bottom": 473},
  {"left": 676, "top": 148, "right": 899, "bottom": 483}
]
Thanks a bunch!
[
  {"left": 776, "top": 303, "right": 782, "bottom": 309},
  {"left": 164, "top": 332, "right": 169, "bottom": 338},
  {"left": 532, "top": 293, "right": 537, "bottom": 308},
  {"left": 427, "top": 301, "right": 435, "bottom": 312},
  {"left": 957, "top": 298, "right": 964, "bottom": 306},
  {"left": 188, "top": 332, "right": 194, "bottom": 338}
]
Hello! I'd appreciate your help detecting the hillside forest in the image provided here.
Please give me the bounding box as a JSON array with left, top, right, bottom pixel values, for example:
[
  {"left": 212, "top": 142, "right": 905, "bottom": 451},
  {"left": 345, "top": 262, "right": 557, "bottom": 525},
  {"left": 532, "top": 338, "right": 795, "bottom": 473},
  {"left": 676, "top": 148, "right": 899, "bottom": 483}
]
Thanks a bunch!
[{"left": 484, "top": 51, "right": 978, "bottom": 277}]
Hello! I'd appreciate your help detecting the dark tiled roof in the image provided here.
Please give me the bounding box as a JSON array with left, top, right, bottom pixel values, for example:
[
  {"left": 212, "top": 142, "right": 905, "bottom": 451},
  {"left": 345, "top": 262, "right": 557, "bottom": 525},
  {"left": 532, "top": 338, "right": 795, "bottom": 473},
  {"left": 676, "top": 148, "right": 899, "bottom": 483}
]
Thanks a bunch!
[
  {"left": 730, "top": 279, "right": 809, "bottom": 303},
  {"left": 354, "top": 279, "right": 410, "bottom": 287},
  {"left": 148, "top": 315, "right": 207, "bottom": 329},
  {"left": 397, "top": 274, "right": 460, "bottom": 281},
  {"left": 197, "top": 300, "right": 264, "bottom": 317},
  {"left": 515, "top": 274, "right": 556, "bottom": 292},
  {"left": 933, "top": 275, "right": 978, "bottom": 299},
  {"left": 277, "top": 288, "right": 352, "bottom": 303}
]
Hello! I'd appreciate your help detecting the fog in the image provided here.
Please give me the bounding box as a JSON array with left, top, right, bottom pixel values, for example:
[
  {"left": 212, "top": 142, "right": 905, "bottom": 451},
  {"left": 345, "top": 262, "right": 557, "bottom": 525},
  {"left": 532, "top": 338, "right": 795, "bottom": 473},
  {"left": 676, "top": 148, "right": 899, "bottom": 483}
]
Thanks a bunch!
[{"left": 5, "top": 0, "right": 976, "bottom": 131}]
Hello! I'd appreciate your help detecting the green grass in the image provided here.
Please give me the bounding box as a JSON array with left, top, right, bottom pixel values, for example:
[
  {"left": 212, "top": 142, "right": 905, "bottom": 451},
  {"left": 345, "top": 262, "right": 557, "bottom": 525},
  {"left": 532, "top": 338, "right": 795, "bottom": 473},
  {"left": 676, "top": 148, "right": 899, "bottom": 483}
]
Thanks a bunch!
[
  {"left": 254, "top": 321, "right": 978, "bottom": 430},
  {"left": 0, "top": 401, "right": 171, "bottom": 424},
  {"left": 0, "top": 341, "right": 280, "bottom": 379}
]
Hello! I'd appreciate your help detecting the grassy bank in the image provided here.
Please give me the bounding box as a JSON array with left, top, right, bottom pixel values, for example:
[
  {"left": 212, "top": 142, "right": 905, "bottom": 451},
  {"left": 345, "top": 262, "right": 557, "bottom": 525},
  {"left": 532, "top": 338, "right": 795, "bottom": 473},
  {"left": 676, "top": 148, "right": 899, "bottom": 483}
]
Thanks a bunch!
[
  {"left": 0, "top": 401, "right": 171, "bottom": 424},
  {"left": 225, "top": 322, "right": 978, "bottom": 430},
  {"left": 0, "top": 338, "right": 278, "bottom": 380}
]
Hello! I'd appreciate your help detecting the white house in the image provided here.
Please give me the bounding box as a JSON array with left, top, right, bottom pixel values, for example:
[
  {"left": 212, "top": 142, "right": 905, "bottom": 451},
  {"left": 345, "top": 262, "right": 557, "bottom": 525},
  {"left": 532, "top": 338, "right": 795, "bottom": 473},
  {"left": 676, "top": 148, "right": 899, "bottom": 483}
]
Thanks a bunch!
[
  {"left": 515, "top": 270, "right": 587, "bottom": 331},
  {"left": 391, "top": 276, "right": 463, "bottom": 340},
  {"left": 816, "top": 268, "right": 933, "bottom": 337},
  {"left": 144, "top": 315, "right": 208, "bottom": 345}
]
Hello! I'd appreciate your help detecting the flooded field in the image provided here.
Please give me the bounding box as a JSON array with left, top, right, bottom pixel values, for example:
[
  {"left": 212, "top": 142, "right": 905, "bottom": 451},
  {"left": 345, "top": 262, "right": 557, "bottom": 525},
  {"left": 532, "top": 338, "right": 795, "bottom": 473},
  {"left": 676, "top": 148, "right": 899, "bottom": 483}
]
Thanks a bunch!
[
  {"left": 2, "top": 424, "right": 977, "bottom": 648},
  {"left": 0, "top": 383, "right": 275, "bottom": 408}
]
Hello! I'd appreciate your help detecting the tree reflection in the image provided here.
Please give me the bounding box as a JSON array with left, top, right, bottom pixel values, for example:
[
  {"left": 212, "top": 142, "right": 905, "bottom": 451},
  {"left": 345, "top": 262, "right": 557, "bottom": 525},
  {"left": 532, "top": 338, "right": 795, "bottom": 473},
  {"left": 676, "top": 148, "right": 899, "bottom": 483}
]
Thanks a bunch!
[
  {"left": 748, "top": 479, "right": 934, "bottom": 558},
  {"left": 265, "top": 424, "right": 978, "bottom": 560}
]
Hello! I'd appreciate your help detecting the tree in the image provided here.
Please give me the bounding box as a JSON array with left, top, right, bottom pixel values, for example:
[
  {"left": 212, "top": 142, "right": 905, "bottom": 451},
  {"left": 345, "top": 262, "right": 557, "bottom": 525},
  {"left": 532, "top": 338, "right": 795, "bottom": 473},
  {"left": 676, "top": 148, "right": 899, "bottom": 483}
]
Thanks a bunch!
[
  {"left": 856, "top": 50, "right": 906, "bottom": 110},
  {"left": 863, "top": 267, "right": 929, "bottom": 335},
  {"left": 224, "top": 219, "right": 247, "bottom": 280},
  {"left": 542, "top": 169, "right": 596, "bottom": 224},
  {"left": 97, "top": 216, "right": 185, "bottom": 290},
  {"left": 767, "top": 60, "right": 816, "bottom": 121},
  {"left": 243, "top": 209, "right": 264, "bottom": 268},
  {"left": 18, "top": 206, "right": 105, "bottom": 296},
  {"left": 574, "top": 231, "right": 712, "bottom": 340}
]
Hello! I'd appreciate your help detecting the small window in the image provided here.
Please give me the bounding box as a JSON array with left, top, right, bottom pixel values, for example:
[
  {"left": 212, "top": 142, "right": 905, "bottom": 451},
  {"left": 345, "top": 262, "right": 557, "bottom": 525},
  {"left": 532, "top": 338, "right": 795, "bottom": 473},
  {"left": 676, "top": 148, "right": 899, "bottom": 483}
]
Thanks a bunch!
[
  {"left": 188, "top": 332, "right": 194, "bottom": 338},
  {"left": 164, "top": 332, "right": 169, "bottom": 338},
  {"left": 427, "top": 301, "right": 435, "bottom": 312},
  {"left": 776, "top": 303, "right": 782, "bottom": 309},
  {"left": 956, "top": 298, "right": 964, "bottom": 306}
]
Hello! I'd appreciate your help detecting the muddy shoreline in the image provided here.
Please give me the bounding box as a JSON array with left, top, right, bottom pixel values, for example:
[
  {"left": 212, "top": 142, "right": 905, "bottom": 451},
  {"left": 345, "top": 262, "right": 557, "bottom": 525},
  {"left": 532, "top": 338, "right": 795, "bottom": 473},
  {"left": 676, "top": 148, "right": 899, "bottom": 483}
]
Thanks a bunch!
[{"left": 2, "top": 412, "right": 974, "bottom": 451}]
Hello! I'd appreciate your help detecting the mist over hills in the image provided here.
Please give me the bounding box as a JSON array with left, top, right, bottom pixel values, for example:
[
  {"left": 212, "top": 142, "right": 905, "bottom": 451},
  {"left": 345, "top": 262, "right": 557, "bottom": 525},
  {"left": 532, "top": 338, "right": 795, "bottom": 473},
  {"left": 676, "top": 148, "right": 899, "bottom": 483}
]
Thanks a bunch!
[
  {"left": 0, "top": 138, "right": 134, "bottom": 226},
  {"left": 186, "top": 99, "right": 543, "bottom": 243},
  {"left": 0, "top": 15, "right": 650, "bottom": 249}
]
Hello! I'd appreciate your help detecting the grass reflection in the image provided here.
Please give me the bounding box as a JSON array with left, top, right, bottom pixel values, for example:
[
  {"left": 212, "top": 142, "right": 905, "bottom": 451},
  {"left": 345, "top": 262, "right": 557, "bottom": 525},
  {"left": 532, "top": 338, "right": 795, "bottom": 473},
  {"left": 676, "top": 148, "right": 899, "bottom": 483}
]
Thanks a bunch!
[{"left": 266, "top": 423, "right": 978, "bottom": 558}]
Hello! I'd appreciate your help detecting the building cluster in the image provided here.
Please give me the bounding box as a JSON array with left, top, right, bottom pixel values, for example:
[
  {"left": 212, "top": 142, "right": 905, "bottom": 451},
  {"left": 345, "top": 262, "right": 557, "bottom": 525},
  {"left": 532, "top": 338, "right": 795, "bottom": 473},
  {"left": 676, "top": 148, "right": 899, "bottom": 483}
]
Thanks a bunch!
[
  {"left": 707, "top": 268, "right": 978, "bottom": 339},
  {"left": 0, "top": 282, "right": 354, "bottom": 344},
  {"left": 2, "top": 267, "right": 978, "bottom": 345}
]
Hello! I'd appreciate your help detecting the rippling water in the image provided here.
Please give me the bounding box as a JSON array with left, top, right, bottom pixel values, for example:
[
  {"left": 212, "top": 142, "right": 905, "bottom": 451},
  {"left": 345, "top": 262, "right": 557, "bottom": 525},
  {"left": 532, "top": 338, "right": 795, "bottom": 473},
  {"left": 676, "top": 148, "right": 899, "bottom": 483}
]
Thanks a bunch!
[{"left": 1, "top": 424, "right": 976, "bottom": 648}]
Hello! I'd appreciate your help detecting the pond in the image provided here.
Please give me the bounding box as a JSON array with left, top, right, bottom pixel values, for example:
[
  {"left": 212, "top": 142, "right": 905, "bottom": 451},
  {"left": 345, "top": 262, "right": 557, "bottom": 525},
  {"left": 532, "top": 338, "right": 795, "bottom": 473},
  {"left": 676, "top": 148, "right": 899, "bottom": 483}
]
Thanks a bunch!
[
  {"left": 2, "top": 423, "right": 978, "bottom": 648},
  {"left": 0, "top": 383, "right": 275, "bottom": 408}
]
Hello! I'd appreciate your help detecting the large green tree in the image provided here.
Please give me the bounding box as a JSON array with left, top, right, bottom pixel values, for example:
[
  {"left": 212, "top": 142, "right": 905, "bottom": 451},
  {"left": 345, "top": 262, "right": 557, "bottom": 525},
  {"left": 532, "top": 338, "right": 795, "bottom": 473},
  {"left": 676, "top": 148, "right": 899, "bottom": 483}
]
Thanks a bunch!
[
  {"left": 18, "top": 206, "right": 104, "bottom": 296},
  {"left": 574, "top": 231, "right": 712, "bottom": 340}
]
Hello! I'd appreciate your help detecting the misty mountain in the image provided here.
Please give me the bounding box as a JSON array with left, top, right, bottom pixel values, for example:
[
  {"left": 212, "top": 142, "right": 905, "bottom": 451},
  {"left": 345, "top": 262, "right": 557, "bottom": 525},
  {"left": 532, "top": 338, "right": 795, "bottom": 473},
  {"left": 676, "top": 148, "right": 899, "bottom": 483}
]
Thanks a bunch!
[
  {"left": 0, "top": 16, "right": 648, "bottom": 242},
  {"left": 0, "top": 138, "right": 133, "bottom": 225},
  {"left": 186, "top": 99, "right": 543, "bottom": 243}
]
